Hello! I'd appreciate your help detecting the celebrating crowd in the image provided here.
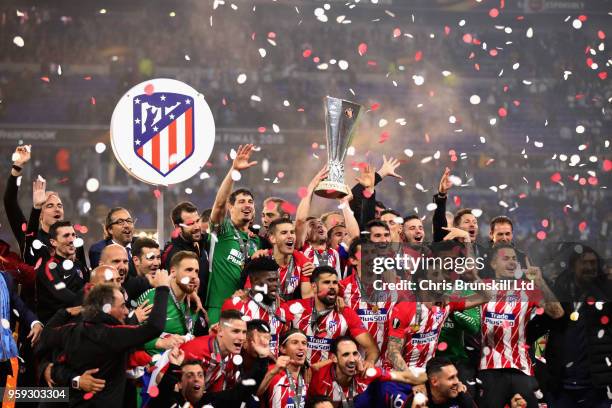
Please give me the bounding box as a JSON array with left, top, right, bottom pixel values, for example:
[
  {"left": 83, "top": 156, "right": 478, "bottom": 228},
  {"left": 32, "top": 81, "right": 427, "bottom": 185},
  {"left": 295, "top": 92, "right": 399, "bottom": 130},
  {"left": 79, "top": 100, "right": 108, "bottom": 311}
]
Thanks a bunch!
[{"left": 0, "top": 143, "right": 610, "bottom": 408}]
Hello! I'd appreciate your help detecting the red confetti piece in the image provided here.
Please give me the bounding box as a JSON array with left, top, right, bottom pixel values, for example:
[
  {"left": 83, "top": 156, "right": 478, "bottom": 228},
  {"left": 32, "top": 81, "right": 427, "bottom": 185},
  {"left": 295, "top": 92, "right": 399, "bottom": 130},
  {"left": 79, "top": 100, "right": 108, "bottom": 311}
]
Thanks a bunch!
[
  {"left": 603, "top": 159, "right": 612, "bottom": 172},
  {"left": 370, "top": 103, "right": 380, "bottom": 111},
  {"left": 363, "top": 189, "right": 373, "bottom": 198},
  {"left": 454, "top": 196, "right": 461, "bottom": 207},
  {"left": 297, "top": 187, "right": 309, "bottom": 199},
  {"left": 367, "top": 60, "right": 377, "bottom": 66},
  {"left": 297, "top": 108, "right": 305, "bottom": 112},
  {"left": 498, "top": 107, "right": 507, "bottom": 117},
  {"left": 462, "top": 34, "right": 473, "bottom": 43},
  {"left": 281, "top": 201, "right": 297, "bottom": 215},
  {"left": 536, "top": 231, "right": 547, "bottom": 240},
  {"left": 489, "top": 49, "right": 498, "bottom": 57},
  {"left": 148, "top": 386, "right": 159, "bottom": 397},
  {"left": 437, "top": 342, "right": 448, "bottom": 351},
  {"left": 550, "top": 172, "right": 562, "bottom": 183},
  {"left": 485, "top": 158, "right": 495, "bottom": 166},
  {"left": 277, "top": 171, "right": 285, "bottom": 179},
  {"left": 83, "top": 76, "right": 92, "bottom": 80},
  {"left": 541, "top": 219, "right": 549, "bottom": 228},
  {"left": 578, "top": 221, "right": 587, "bottom": 232},
  {"left": 267, "top": 32, "right": 276, "bottom": 39},
  {"left": 358, "top": 43, "right": 368, "bottom": 56},
  {"left": 513, "top": 100, "right": 520, "bottom": 107},
  {"left": 34, "top": 258, "right": 43, "bottom": 269},
  {"left": 598, "top": 30, "right": 606, "bottom": 39},
  {"left": 91, "top": 97, "right": 96, "bottom": 105},
  {"left": 586, "top": 297, "right": 595, "bottom": 305},
  {"left": 472, "top": 38, "right": 482, "bottom": 45},
  {"left": 518, "top": 193, "right": 527, "bottom": 199},
  {"left": 153, "top": 189, "right": 161, "bottom": 199},
  {"left": 503, "top": 85, "right": 509, "bottom": 92},
  {"left": 489, "top": 8, "right": 499, "bottom": 18},
  {"left": 535, "top": 307, "right": 545, "bottom": 315},
  {"left": 474, "top": 63, "right": 481, "bottom": 71},
  {"left": 21, "top": 223, "right": 27, "bottom": 232},
  {"left": 393, "top": 28, "right": 401, "bottom": 38},
  {"left": 444, "top": 26, "right": 451, "bottom": 35},
  {"left": 586, "top": 57, "right": 594, "bottom": 67},
  {"left": 302, "top": 49, "right": 312, "bottom": 58},
  {"left": 378, "top": 132, "right": 390, "bottom": 143},
  {"left": 222, "top": 98, "right": 227, "bottom": 106},
  {"left": 579, "top": 178, "right": 586, "bottom": 186},
  {"left": 83, "top": 393, "right": 94, "bottom": 400},
  {"left": 415, "top": 51, "right": 423, "bottom": 61},
  {"left": 313, "top": 56, "right": 320, "bottom": 63},
  {"left": 311, "top": 142, "right": 319, "bottom": 149},
  {"left": 257, "top": 127, "right": 266, "bottom": 133},
  {"left": 40, "top": 77, "right": 50, "bottom": 82},
  {"left": 144, "top": 84, "right": 154, "bottom": 95},
  {"left": 601, "top": 316, "right": 609, "bottom": 325},
  {"left": 578, "top": 15, "right": 587, "bottom": 22},
  {"left": 598, "top": 72, "right": 607, "bottom": 80},
  {"left": 79, "top": 225, "right": 89, "bottom": 234},
  {"left": 251, "top": 32, "right": 256, "bottom": 41}
]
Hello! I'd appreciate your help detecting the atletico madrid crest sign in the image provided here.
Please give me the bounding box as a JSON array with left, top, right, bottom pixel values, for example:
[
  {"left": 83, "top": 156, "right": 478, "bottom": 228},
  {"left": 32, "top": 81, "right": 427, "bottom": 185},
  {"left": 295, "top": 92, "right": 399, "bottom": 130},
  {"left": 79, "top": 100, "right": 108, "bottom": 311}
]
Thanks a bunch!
[{"left": 110, "top": 78, "right": 215, "bottom": 185}]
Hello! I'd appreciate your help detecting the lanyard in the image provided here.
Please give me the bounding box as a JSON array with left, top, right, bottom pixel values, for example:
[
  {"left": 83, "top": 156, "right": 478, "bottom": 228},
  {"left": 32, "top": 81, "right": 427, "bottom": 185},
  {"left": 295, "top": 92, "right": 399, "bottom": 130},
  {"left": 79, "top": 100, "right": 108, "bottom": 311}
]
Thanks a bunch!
[
  {"left": 285, "top": 369, "right": 304, "bottom": 408},
  {"left": 312, "top": 248, "right": 332, "bottom": 268},
  {"left": 169, "top": 286, "right": 194, "bottom": 334},
  {"left": 281, "top": 255, "right": 296, "bottom": 299},
  {"left": 248, "top": 291, "right": 287, "bottom": 325},
  {"left": 212, "top": 338, "right": 226, "bottom": 380},
  {"left": 332, "top": 367, "right": 354, "bottom": 408},
  {"left": 309, "top": 299, "right": 333, "bottom": 334},
  {"left": 231, "top": 222, "right": 255, "bottom": 264}
]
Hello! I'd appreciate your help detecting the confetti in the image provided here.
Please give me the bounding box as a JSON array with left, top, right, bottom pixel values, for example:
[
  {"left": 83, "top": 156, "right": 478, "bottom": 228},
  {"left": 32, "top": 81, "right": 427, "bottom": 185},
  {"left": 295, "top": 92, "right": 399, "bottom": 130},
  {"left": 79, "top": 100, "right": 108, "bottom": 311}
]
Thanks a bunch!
[
  {"left": 95, "top": 143, "right": 106, "bottom": 153},
  {"left": 13, "top": 36, "right": 24, "bottom": 47},
  {"left": 233, "top": 355, "right": 243, "bottom": 365},
  {"left": 358, "top": 43, "right": 368, "bottom": 56},
  {"left": 62, "top": 259, "right": 74, "bottom": 270},
  {"left": 86, "top": 178, "right": 99, "bottom": 192},
  {"left": 148, "top": 386, "right": 159, "bottom": 398}
]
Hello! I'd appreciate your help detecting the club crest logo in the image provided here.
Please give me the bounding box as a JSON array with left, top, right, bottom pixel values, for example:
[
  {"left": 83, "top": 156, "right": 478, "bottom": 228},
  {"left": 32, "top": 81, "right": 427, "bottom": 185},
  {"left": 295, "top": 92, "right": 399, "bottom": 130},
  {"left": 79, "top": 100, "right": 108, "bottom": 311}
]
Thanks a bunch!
[{"left": 111, "top": 78, "right": 215, "bottom": 185}]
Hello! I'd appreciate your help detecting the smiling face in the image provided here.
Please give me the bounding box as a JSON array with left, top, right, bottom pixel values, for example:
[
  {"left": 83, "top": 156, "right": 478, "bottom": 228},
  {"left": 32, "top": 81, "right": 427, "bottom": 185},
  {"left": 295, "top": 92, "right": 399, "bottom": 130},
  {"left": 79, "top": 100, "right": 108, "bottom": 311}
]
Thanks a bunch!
[
  {"left": 431, "top": 364, "right": 461, "bottom": 400},
  {"left": 380, "top": 213, "right": 402, "bottom": 241},
  {"left": 491, "top": 247, "right": 518, "bottom": 279},
  {"left": 133, "top": 247, "right": 161, "bottom": 277},
  {"left": 269, "top": 221, "right": 296, "bottom": 255},
  {"left": 333, "top": 339, "right": 360, "bottom": 378},
  {"left": 218, "top": 318, "right": 247, "bottom": 355},
  {"left": 262, "top": 200, "right": 282, "bottom": 229},
  {"left": 403, "top": 218, "right": 425, "bottom": 244},
  {"left": 41, "top": 193, "right": 64, "bottom": 230},
  {"left": 179, "top": 211, "right": 202, "bottom": 242},
  {"left": 51, "top": 225, "right": 76, "bottom": 258},
  {"left": 490, "top": 222, "right": 513, "bottom": 244},
  {"left": 229, "top": 193, "right": 255, "bottom": 226},
  {"left": 107, "top": 209, "right": 134, "bottom": 246},
  {"left": 180, "top": 363, "right": 205, "bottom": 403}
]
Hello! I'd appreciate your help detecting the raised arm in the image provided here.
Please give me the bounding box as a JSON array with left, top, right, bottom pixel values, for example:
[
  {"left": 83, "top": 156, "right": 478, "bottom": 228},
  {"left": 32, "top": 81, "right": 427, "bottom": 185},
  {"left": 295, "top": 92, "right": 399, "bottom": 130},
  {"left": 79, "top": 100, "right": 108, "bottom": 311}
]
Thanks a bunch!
[
  {"left": 3, "top": 145, "right": 31, "bottom": 249},
  {"left": 433, "top": 168, "right": 453, "bottom": 242},
  {"left": 528, "top": 261, "right": 564, "bottom": 319},
  {"left": 210, "top": 144, "right": 258, "bottom": 225},
  {"left": 338, "top": 190, "right": 360, "bottom": 241},
  {"left": 295, "top": 166, "right": 328, "bottom": 248}
]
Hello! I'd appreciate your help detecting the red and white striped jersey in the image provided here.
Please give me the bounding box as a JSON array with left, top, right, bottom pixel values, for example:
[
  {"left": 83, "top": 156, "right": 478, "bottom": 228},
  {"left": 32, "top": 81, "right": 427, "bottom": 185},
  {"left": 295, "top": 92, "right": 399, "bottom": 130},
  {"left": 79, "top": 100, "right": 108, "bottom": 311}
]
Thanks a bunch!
[
  {"left": 307, "top": 363, "right": 391, "bottom": 403},
  {"left": 221, "top": 295, "right": 289, "bottom": 356},
  {"left": 180, "top": 335, "right": 238, "bottom": 392},
  {"left": 281, "top": 298, "right": 367, "bottom": 364},
  {"left": 267, "top": 368, "right": 308, "bottom": 408},
  {"left": 301, "top": 243, "right": 341, "bottom": 275},
  {"left": 340, "top": 273, "right": 395, "bottom": 361},
  {"left": 386, "top": 301, "right": 464, "bottom": 369},
  {"left": 479, "top": 288, "right": 539, "bottom": 376}
]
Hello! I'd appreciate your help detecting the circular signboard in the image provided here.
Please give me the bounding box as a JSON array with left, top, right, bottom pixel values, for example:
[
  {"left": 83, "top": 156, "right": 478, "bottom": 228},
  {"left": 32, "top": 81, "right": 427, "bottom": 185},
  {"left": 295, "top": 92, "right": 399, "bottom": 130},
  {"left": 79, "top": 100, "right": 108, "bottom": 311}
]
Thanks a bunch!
[{"left": 110, "top": 78, "right": 215, "bottom": 185}]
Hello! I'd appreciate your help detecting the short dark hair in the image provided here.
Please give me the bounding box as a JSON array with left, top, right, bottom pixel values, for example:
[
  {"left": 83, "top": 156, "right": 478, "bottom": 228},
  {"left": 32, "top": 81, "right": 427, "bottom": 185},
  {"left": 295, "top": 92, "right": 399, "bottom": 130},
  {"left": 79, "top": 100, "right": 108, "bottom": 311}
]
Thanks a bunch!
[
  {"left": 104, "top": 207, "right": 130, "bottom": 231},
  {"left": 306, "top": 395, "right": 334, "bottom": 408},
  {"left": 489, "top": 243, "right": 517, "bottom": 262},
  {"left": 268, "top": 218, "right": 294, "bottom": 235},
  {"left": 375, "top": 201, "right": 386, "bottom": 209},
  {"left": 426, "top": 356, "right": 455, "bottom": 378},
  {"left": 279, "top": 328, "right": 307, "bottom": 349},
  {"left": 247, "top": 319, "right": 271, "bottom": 334},
  {"left": 453, "top": 209, "right": 474, "bottom": 227},
  {"left": 263, "top": 197, "right": 288, "bottom": 216},
  {"left": 229, "top": 189, "right": 253, "bottom": 205},
  {"left": 82, "top": 283, "right": 117, "bottom": 320},
  {"left": 181, "top": 359, "right": 203, "bottom": 370},
  {"left": 49, "top": 220, "right": 73, "bottom": 240},
  {"left": 171, "top": 201, "right": 198, "bottom": 226},
  {"left": 310, "top": 265, "right": 337, "bottom": 283},
  {"left": 490, "top": 215, "right": 513, "bottom": 233},
  {"left": 348, "top": 237, "right": 367, "bottom": 260},
  {"left": 169, "top": 250, "right": 199, "bottom": 270},
  {"left": 403, "top": 214, "right": 420, "bottom": 224},
  {"left": 366, "top": 220, "right": 390, "bottom": 232},
  {"left": 243, "top": 256, "right": 279, "bottom": 277},
  {"left": 132, "top": 237, "right": 159, "bottom": 258},
  {"left": 219, "top": 309, "right": 243, "bottom": 323},
  {"left": 200, "top": 208, "right": 212, "bottom": 223},
  {"left": 380, "top": 209, "right": 401, "bottom": 218},
  {"left": 330, "top": 335, "right": 357, "bottom": 355}
]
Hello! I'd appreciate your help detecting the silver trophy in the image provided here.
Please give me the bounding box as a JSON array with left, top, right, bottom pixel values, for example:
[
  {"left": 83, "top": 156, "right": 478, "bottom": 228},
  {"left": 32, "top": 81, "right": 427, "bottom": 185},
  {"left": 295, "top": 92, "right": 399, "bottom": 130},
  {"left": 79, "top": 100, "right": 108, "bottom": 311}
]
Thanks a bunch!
[{"left": 315, "top": 96, "right": 363, "bottom": 199}]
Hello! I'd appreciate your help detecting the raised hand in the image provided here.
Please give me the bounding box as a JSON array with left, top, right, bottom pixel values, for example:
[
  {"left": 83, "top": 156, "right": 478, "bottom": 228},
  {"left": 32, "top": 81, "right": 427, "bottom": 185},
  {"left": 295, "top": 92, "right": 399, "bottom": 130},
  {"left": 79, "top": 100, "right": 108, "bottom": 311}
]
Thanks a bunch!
[
  {"left": 33, "top": 176, "right": 47, "bottom": 209},
  {"left": 152, "top": 269, "right": 170, "bottom": 287},
  {"left": 438, "top": 167, "right": 453, "bottom": 194},
  {"left": 442, "top": 226, "right": 470, "bottom": 243},
  {"left": 307, "top": 166, "right": 329, "bottom": 192},
  {"left": 168, "top": 347, "right": 185, "bottom": 366},
  {"left": 355, "top": 164, "right": 375, "bottom": 189},
  {"left": 232, "top": 144, "right": 258, "bottom": 171},
  {"left": 134, "top": 300, "right": 153, "bottom": 323},
  {"left": 378, "top": 155, "right": 402, "bottom": 179},
  {"left": 11, "top": 145, "right": 31, "bottom": 167}
]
